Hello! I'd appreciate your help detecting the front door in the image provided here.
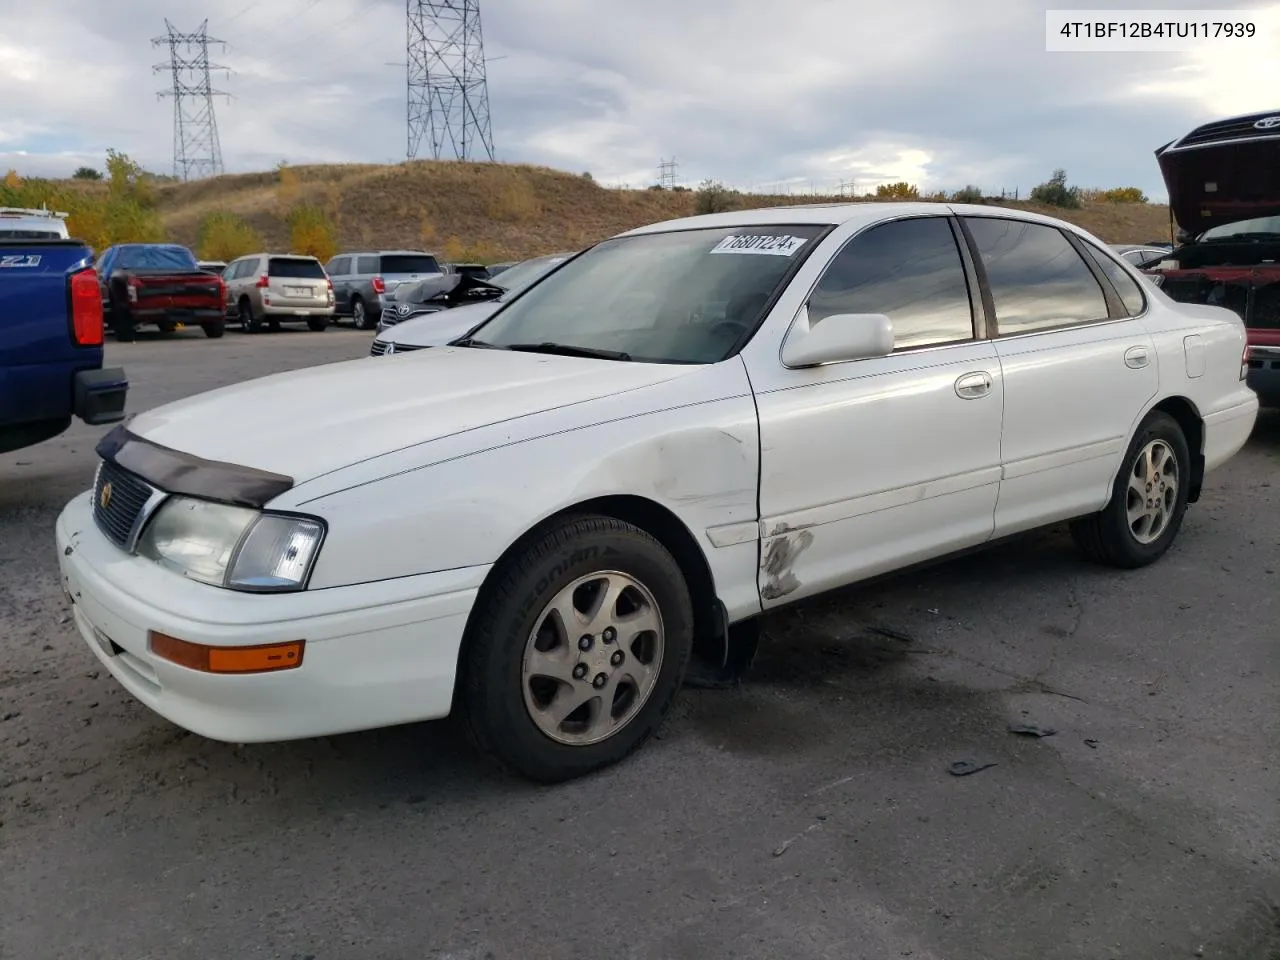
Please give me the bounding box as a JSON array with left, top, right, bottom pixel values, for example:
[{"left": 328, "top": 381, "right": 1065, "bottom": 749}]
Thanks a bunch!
[{"left": 746, "top": 215, "right": 1005, "bottom": 608}]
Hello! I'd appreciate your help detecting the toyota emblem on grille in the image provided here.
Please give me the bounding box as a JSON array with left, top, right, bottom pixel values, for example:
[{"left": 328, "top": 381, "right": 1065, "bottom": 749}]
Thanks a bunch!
[
  {"left": 99, "top": 481, "right": 113, "bottom": 509},
  {"left": 397, "top": 304, "right": 410, "bottom": 316},
  {"left": 384, "top": 342, "right": 396, "bottom": 354},
  {"left": 1254, "top": 116, "right": 1280, "bottom": 129}
]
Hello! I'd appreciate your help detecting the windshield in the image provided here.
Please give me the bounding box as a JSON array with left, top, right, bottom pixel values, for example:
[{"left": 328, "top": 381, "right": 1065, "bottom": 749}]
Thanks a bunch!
[
  {"left": 115, "top": 245, "right": 197, "bottom": 270},
  {"left": 268, "top": 257, "right": 326, "bottom": 279},
  {"left": 1200, "top": 215, "right": 1280, "bottom": 241},
  {"left": 490, "top": 255, "right": 569, "bottom": 294},
  {"left": 381, "top": 254, "right": 440, "bottom": 274},
  {"left": 467, "top": 226, "right": 826, "bottom": 363}
]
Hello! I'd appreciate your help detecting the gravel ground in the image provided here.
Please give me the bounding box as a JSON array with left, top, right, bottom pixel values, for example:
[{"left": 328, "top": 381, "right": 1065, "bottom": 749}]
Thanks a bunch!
[{"left": 2, "top": 327, "right": 1278, "bottom": 960}]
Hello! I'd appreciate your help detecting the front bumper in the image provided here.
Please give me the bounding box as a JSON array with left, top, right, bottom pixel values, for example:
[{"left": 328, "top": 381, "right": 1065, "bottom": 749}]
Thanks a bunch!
[{"left": 56, "top": 491, "right": 483, "bottom": 743}]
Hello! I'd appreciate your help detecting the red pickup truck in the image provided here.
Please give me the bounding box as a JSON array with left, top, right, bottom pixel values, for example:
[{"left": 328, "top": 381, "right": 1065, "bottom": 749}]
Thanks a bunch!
[
  {"left": 1145, "top": 109, "right": 1280, "bottom": 406},
  {"left": 97, "top": 243, "right": 226, "bottom": 341}
]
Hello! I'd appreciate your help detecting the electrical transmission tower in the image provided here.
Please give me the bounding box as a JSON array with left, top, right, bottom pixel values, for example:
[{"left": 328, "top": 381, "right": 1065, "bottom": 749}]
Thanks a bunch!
[
  {"left": 152, "top": 20, "right": 230, "bottom": 181},
  {"left": 658, "top": 157, "right": 678, "bottom": 189},
  {"left": 406, "top": 0, "right": 495, "bottom": 162}
]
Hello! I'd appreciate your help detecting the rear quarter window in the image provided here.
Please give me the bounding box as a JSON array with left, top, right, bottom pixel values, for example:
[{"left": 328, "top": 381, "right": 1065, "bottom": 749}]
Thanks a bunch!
[
  {"left": 1082, "top": 241, "right": 1147, "bottom": 317},
  {"left": 268, "top": 258, "right": 326, "bottom": 279},
  {"left": 380, "top": 254, "right": 440, "bottom": 274}
]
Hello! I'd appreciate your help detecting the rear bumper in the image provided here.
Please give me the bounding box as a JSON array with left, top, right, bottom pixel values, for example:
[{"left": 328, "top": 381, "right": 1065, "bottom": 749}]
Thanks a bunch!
[
  {"left": 1246, "top": 349, "right": 1280, "bottom": 405},
  {"left": 73, "top": 367, "right": 128, "bottom": 425},
  {"left": 1204, "top": 394, "right": 1259, "bottom": 474},
  {"left": 130, "top": 307, "right": 224, "bottom": 324},
  {"left": 261, "top": 305, "right": 333, "bottom": 318}
]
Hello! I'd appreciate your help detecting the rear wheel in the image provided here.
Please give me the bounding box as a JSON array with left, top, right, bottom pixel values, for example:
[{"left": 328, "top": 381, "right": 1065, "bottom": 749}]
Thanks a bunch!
[
  {"left": 461, "top": 516, "right": 694, "bottom": 783},
  {"left": 351, "top": 298, "right": 369, "bottom": 330},
  {"left": 239, "top": 298, "right": 260, "bottom": 333},
  {"left": 1070, "top": 411, "right": 1190, "bottom": 568},
  {"left": 201, "top": 320, "right": 225, "bottom": 338}
]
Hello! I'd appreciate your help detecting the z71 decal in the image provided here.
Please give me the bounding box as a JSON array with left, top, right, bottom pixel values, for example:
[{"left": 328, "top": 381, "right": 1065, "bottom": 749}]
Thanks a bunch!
[
  {"left": 0, "top": 254, "right": 41, "bottom": 267},
  {"left": 709, "top": 234, "right": 807, "bottom": 256}
]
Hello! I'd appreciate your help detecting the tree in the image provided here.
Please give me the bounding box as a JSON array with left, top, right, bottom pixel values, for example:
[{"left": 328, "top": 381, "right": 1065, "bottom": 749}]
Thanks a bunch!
[
  {"left": 1029, "top": 168, "right": 1082, "bottom": 209},
  {"left": 875, "top": 181, "right": 920, "bottom": 200},
  {"left": 1100, "top": 186, "right": 1148, "bottom": 204},
  {"left": 950, "top": 185, "right": 983, "bottom": 203},
  {"left": 196, "top": 211, "right": 263, "bottom": 261},
  {"left": 695, "top": 178, "right": 735, "bottom": 214},
  {"left": 73, "top": 167, "right": 103, "bottom": 181},
  {"left": 286, "top": 204, "right": 337, "bottom": 261}
]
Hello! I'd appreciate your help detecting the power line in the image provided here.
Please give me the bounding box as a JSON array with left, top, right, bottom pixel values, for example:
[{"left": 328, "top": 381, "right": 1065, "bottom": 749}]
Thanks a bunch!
[
  {"left": 152, "top": 19, "right": 231, "bottom": 181},
  {"left": 406, "top": 0, "right": 496, "bottom": 161}
]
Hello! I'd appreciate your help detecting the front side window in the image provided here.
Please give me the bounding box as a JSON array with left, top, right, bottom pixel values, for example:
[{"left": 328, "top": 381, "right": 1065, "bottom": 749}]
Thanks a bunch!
[
  {"left": 809, "top": 216, "right": 974, "bottom": 349},
  {"left": 327, "top": 256, "right": 350, "bottom": 276},
  {"left": 467, "top": 225, "right": 827, "bottom": 363},
  {"left": 964, "top": 218, "right": 1107, "bottom": 335}
]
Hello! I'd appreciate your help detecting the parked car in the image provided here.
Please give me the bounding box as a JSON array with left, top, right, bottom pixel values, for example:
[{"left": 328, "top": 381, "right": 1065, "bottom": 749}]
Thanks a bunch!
[
  {"left": 197, "top": 259, "right": 227, "bottom": 274},
  {"left": 0, "top": 206, "right": 71, "bottom": 240},
  {"left": 1144, "top": 108, "right": 1280, "bottom": 405},
  {"left": 222, "top": 253, "right": 335, "bottom": 332},
  {"left": 1, "top": 229, "right": 127, "bottom": 453},
  {"left": 485, "top": 261, "right": 518, "bottom": 278},
  {"left": 444, "top": 262, "right": 491, "bottom": 281},
  {"left": 56, "top": 202, "right": 1257, "bottom": 784},
  {"left": 374, "top": 273, "right": 505, "bottom": 337},
  {"left": 97, "top": 243, "right": 227, "bottom": 341},
  {"left": 372, "top": 251, "right": 575, "bottom": 348},
  {"left": 324, "top": 250, "right": 443, "bottom": 329}
]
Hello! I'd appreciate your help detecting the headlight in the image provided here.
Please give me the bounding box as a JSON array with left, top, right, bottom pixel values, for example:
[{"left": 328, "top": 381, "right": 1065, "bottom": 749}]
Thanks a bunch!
[{"left": 137, "top": 496, "right": 325, "bottom": 592}]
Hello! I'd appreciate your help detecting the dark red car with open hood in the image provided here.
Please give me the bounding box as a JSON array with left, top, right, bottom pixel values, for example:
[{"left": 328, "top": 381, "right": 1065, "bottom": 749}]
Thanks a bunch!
[{"left": 1148, "top": 109, "right": 1280, "bottom": 404}]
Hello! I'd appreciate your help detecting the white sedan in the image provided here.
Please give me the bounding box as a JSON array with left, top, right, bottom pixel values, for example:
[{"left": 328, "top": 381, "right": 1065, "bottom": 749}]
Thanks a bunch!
[{"left": 56, "top": 202, "right": 1259, "bottom": 782}]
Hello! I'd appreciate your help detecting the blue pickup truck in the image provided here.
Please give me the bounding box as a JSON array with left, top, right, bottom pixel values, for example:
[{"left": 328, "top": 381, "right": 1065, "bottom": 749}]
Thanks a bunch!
[{"left": 0, "top": 232, "right": 128, "bottom": 454}]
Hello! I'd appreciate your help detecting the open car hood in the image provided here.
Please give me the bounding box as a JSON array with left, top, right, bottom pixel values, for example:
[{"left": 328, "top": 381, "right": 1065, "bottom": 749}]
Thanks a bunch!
[
  {"left": 393, "top": 272, "right": 504, "bottom": 307},
  {"left": 1157, "top": 109, "right": 1280, "bottom": 235}
]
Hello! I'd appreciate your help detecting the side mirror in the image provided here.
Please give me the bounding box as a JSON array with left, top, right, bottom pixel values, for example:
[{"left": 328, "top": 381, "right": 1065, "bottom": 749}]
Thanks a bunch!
[{"left": 781, "top": 308, "right": 895, "bottom": 367}]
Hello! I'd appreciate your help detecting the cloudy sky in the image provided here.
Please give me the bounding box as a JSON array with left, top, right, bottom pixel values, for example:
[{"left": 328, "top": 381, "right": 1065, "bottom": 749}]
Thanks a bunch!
[{"left": 0, "top": 0, "right": 1277, "bottom": 199}]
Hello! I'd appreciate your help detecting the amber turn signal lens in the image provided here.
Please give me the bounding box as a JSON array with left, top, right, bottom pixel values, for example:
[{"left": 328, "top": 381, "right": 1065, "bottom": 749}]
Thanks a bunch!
[{"left": 148, "top": 631, "right": 304, "bottom": 674}]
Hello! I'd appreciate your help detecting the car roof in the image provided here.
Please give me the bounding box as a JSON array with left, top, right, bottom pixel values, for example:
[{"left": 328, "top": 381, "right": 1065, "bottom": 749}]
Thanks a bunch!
[
  {"left": 617, "top": 201, "right": 1093, "bottom": 237},
  {"left": 340, "top": 249, "right": 438, "bottom": 256}
]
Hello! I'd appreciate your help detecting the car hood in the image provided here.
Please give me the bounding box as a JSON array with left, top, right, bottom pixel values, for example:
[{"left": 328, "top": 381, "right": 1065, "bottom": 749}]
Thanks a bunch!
[
  {"left": 382, "top": 300, "right": 501, "bottom": 347},
  {"left": 124, "top": 348, "right": 695, "bottom": 482},
  {"left": 1157, "top": 112, "right": 1280, "bottom": 234}
]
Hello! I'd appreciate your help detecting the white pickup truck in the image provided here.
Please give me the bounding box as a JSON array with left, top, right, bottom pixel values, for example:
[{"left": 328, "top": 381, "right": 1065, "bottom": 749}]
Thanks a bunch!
[{"left": 0, "top": 207, "right": 71, "bottom": 240}]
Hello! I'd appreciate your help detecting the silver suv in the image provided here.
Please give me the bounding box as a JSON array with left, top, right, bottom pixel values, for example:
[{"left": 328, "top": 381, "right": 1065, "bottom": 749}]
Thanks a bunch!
[
  {"left": 222, "top": 252, "right": 335, "bottom": 332},
  {"left": 324, "top": 250, "right": 443, "bottom": 330}
]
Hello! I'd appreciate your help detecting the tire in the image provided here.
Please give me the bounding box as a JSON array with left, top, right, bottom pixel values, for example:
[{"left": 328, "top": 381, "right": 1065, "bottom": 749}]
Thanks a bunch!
[
  {"left": 351, "top": 297, "right": 369, "bottom": 330},
  {"left": 306, "top": 316, "right": 328, "bottom": 332},
  {"left": 239, "top": 298, "right": 260, "bottom": 333},
  {"left": 109, "top": 307, "right": 135, "bottom": 343},
  {"left": 201, "top": 320, "right": 225, "bottom": 338},
  {"left": 461, "top": 516, "right": 694, "bottom": 783},
  {"left": 157, "top": 320, "right": 178, "bottom": 334},
  {"left": 1070, "top": 410, "right": 1190, "bottom": 569}
]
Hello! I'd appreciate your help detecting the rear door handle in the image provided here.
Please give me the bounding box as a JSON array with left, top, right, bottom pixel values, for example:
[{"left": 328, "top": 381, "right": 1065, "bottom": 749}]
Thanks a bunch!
[
  {"left": 1124, "top": 345, "right": 1150, "bottom": 369},
  {"left": 954, "top": 371, "right": 992, "bottom": 399}
]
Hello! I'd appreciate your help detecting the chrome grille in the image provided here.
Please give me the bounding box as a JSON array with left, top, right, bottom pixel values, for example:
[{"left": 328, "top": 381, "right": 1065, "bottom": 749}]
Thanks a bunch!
[
  {"left": 92, "top": 460, "right": 155, "bottom": 548},
  {"left": 370, "top": 340, "right": 427, "bottom": 356},
  {"left": 370, "top": 340, "right": 389, "bottom": 356},
  {"left": 1177, "top": 115, "right": 1280, "bottom": 148}
]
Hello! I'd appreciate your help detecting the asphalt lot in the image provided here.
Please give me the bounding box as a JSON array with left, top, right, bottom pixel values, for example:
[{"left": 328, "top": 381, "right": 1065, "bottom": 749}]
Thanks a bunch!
[{"left": 2, "top": 326, "right": 1278, "bottom": 960}]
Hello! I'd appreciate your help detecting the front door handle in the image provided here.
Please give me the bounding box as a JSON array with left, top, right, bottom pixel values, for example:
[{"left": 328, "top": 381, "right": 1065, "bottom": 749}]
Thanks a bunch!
[
  {"left": 1124, "top": 345, "right": 1150, "bottom": 369},
  {"left": 954, "top": 371, "right": 992, "bottom": 399}
]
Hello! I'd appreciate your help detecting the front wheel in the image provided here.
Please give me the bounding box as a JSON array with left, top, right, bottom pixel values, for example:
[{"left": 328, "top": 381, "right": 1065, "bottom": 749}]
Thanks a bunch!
[
  {"left": 1070, "top": 410, "right": 1190, "bottom": 568},
  {"left": 461, "top": 516, "right": 694, "bottom": 783},
  {"left": 351, "top": 298, "right": 369, "bottom": 330}
]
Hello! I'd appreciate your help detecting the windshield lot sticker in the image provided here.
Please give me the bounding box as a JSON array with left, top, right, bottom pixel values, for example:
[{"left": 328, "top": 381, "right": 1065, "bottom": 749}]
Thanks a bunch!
[{"left": 709, "top": 234, "right": 807, "bottom": 256}]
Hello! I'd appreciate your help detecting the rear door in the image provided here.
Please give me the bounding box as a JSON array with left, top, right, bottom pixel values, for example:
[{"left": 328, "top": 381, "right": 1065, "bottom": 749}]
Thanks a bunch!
[
  {"left": 325, "top": 256, "right": 352, "bottom": 312},
  {"left": 959, "top": 215, "right": 1159, "bottom": 536}
]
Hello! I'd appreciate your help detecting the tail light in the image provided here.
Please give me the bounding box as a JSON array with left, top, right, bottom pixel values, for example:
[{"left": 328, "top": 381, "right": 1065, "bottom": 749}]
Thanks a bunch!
[
  {"left": 255, "top": 273, "right": 269, "bottom": 288},
  {"left": 69, "top": 267, "right": 104, "bottom": 346},
  {"left": 216, "top": 275, "right": 227, "bottom": 305},
  {"left": 371, "top": 275, "right": 385, "bottom": 295},
  {"left": 326, "top": 276, "right": 335, "bottom": 303},
  {"left": 126, "top": 276, "right": 139, "bottom": 303}
]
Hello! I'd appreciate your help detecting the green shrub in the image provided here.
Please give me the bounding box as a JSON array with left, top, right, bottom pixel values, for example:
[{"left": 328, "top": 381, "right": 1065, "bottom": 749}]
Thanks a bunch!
[{"left": 1029, "top": 169, "right": 1081, "bottom": 209}]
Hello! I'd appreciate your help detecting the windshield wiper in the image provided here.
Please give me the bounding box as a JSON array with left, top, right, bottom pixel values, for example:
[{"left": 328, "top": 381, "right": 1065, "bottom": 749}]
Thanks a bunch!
[
  {"left": 504, "top": 341, "right": 632, "bottom": 361},
  {"left": 450, "top": 336, "right": 504, "bottom": 349}
]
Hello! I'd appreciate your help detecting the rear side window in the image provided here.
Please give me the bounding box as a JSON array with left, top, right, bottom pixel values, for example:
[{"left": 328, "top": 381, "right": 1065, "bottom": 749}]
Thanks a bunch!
[
  {"left": 1082, "top": 241, "right": 1146, "bottom": 317},
  {"left": 356, "top": 255, "right": 378, "bottom": 274},
  {"left": 380, "top": 254, "right": 440, "bottom": 274},
  {"left": 964, "top": 218, "right": 1107, "bottom": 335},
  {"left": 268, "top": 257, "right": 325, "bottom": 279},
  {"left": 809, "top": 216, "right": 975, "bottom": 350}
]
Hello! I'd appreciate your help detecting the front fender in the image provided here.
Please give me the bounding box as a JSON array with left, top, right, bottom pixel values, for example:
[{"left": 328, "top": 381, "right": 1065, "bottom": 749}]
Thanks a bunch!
[{"left": 294, "top": 365, "right": 763, "bottom": 620}]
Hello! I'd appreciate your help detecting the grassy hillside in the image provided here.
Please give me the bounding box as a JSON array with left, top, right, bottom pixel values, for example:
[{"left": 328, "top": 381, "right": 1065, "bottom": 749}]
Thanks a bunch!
[{"left": 149, "top": 160, "right": 1176, "bottom": 262}]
